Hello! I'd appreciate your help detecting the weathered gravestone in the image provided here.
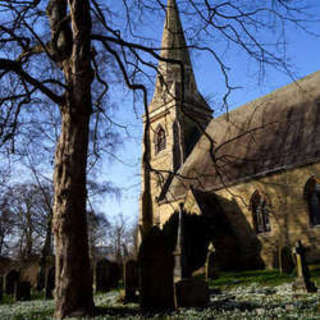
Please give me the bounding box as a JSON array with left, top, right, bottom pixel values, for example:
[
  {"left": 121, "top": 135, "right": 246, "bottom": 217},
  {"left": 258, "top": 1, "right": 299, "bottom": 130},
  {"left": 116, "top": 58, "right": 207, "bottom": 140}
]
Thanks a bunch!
[
  {"left": 45, "top": 267, "right": 55, "bottom": 299},
  {"left": 139, "top": 226, "right": 175, "bottom": 310},
  {"left": 37, "top": 267, "right": 45, "bottom": 291},
  {"left": 175, "top": 278, "right": 209, "bottom": 308},
  {"left": 173, "top": 204, "right": 209, "bottom": 308},
  {"left": 273, "top": 245, "right": 295, "bottom": 273},
  {"left": 292, "top": 240, "right": 317, "bottom": 293},
  {"left": 95, "top": 259, "right": 120, "bottom": 292},
  {"left": 124, "top": 259, "right": 139, "bottom": 303},
  {"left": 173, "top": 204, "right": 188, "bottom": 282},
  {"left": 0, "top": 276, "right": 3, "bottom": 301},
  {"left": 14, "top": 281, "right": 31, "bottom": 301},
  {"left": 205, "top": 242, "right": 216, "bottom": 281},
  {"left": 4, "top": 269, "right": 20, "bottom": 295}
]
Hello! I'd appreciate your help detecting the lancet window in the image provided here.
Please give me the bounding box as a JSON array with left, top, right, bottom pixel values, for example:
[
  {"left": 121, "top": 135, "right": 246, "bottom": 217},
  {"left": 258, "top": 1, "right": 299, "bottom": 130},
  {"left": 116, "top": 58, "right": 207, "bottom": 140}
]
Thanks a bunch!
[
  {"left": 304, "top": 177, "right": 320, "bottom": 227},
  {"left": 155, "top": 125, "right": 166, "bottom": 154},
  {"left": 251, "top": 190, "right": 271, "bottom": 234}
]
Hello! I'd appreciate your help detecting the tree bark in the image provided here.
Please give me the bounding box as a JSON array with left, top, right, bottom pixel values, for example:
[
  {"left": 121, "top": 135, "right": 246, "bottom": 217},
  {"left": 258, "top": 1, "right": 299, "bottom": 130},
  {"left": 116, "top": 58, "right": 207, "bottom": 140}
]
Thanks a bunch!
[
  {"left": 51, "top": 0, "right": 95, "bottom": 318},
  {"left": 53, "top": 108, "right": 94, "bottom": 319}
]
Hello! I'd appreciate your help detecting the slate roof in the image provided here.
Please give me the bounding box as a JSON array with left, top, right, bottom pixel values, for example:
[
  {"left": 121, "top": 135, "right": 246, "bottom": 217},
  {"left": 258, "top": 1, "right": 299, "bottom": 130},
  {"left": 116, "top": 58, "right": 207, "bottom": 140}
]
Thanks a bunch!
[{"left": 164, "top": 71, "right": 320, "bottom": 200}]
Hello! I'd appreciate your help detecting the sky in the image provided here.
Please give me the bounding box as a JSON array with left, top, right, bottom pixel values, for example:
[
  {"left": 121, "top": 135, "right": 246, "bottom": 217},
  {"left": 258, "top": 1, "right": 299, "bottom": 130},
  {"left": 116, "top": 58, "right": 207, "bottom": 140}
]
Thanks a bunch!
[
  {"left": 99, "top": 0, "right": 320, "bottom": 226},
  {"left": 2, "top": 1, "right": 317, "bottom": 228}
]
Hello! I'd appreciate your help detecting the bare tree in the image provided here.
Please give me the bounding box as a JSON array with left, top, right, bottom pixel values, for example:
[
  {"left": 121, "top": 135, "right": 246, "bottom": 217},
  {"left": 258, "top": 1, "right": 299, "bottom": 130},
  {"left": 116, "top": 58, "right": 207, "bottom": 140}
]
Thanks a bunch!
[
  {"left": 106, "top": 212, "right": 137, "bottom": 263},
  {"left": 0, "top": 0, "right": 317, "bottom": 318},
  {"left": 0, "top": 182, "right": 52, "bottom": 258}
]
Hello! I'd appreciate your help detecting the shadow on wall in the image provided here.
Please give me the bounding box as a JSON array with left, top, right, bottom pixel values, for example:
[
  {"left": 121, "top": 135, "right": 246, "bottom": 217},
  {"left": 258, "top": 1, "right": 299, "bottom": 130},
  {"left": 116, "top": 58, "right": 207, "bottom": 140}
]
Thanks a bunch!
[
  {"left": 201, "top": 192, "right": 264, "bottom": 271},
  {"left": 162, "top": 193, "right": 264, "bottom": 273}
]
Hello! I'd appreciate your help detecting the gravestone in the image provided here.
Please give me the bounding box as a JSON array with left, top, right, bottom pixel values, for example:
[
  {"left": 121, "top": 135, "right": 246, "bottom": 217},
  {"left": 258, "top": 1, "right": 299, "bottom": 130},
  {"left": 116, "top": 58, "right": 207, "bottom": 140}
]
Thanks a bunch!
[
  {"left": 109, "top": 262, "right": 121, "bottom": 288},
  {"left": 172, "top": 204, "right": 209, "bottom": 308},
  {"left": 280, "top": 246, "right": 295, "bottom": 274},
  {"left": 292, "top": 240, "right": 317, "bottom": 293},
  {"left": 45, "top": 267, "right": 55, "bottom": 299},
  {"left": 173, "top": 204, "right": 188, "bottom": 282},
  {"left": 139, "top": 226, "right": 175, "bottom": 310},
  {"left": 205, "top": 242, "right": 216, "bottom": 281},
  {"left": 37, "top": 267, "right": 46, "bottom": 291},
  {"left": 4, "top": 269, "right": 20, "bottom": 295},
  {"left": 175, "top": 278, "right": 209, "bottom": 307},
  {"left": 14, "top": 281, "right": 31, "bottom": 301},
  {"left": 124, "top": 260, "right": 139, "bottom": 303},
  {"left": 96, "top": 259, "right": 120, "bottom": 292},
  {"left": 0, "top": 276, "right": 3, "bottom": 301}
]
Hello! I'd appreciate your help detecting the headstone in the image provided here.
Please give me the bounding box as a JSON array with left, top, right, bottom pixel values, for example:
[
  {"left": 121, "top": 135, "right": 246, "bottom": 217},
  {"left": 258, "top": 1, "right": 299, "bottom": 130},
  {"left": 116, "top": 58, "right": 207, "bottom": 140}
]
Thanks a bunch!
[
  {"left": 95, "top": 259, "right": 109, "bottom": 292},
  {"left": 109, "top": 262, "right": 121, "bottom": 288},
  {"left": 281, "top": 246, "right": 295, "bottom": 274},
  {"left": 0, "top": 276, "right": 3, "bottom": 301},
  {"left": 124, "top": 260, "right": 139, "bottom": 303},
  {"left": 4, "top": 269, "right": 20, "bottom": 295},
  {"left": 139, "top": 226, "right": 175, "bottom": 310},
  {"left": 14, "top": 281, "right": 31, "bottom": 301},
  {"left": 172, "top": 204, "right": 210, "bottom": 308},
  {"left": 45, "top": 267, "right": 55, "bottom": 299},
  {"left": 292, "top": 240, "right": 317, "bottom": 293},
  {"left": 173, "top": 203, "right": 188, "bottom": 282},
  {"left": 175, "top": 279, "right": 209, "bottom": 307},
  {"left": 37, "top": 267, "right": 46, "bottom": 291},
  {"left": 95, "top": 259, "right": 120, "bottom": 292},
  {"left": 205, "top": 242, "right": 216, "bottom": 281}
]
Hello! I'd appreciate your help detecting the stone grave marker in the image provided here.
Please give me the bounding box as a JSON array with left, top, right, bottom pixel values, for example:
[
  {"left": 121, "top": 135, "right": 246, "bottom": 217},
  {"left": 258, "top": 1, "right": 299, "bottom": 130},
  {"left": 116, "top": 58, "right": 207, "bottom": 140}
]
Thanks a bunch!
[
  {"left": 205, "top": 242, "right": 216, "bottom": 281},
  {"left": 292, "top": 240, "right": 317, "bottom": 293},
  {"left": 4, "top": 269, "right": 20, "bottom": 295},
  {"left": 124, "top": 259, "right": 139, "bottom": 303},
  {"left": 173, "top": 203, "right": 188, "bottom": 282},
  {"left": 96, "top": 259, "right": 120, "bottom": 292},
  {"left": 173, "top": 204, "right": 209, "bottom": 308},
  {"left": 0, "top": 276, "right": 3, "bottom": 301},
  {"left": 139, "top": 226, "right": 175, "bottom": 310},
  {"left": 45, "top": 267, "right": 55, "bottom": 299},
  {"left": 14, "top": 281, "right": 31, "bottom": 301},
  {"left": 175, "top": 278, "right": 209, "bottom": 307}
]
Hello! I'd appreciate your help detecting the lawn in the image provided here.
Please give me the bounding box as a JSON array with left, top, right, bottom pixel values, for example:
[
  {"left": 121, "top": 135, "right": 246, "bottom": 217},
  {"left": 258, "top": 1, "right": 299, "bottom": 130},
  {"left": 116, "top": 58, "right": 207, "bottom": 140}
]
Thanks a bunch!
[{"left": 1, "top": 267, "right": 320, "bottom": 320}]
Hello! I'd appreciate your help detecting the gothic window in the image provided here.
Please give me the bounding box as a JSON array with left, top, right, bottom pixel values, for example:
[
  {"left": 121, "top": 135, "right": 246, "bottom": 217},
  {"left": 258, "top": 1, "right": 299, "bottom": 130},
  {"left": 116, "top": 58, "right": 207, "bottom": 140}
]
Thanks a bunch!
[
  {"left": 155, "top": 125, "right": 166, "bottom": 154},
  {"left": 251, "top": 190, "right": 271, "bottom": 234},
  {"left": 304, "top": 177, "right": 320, "bottom": 227}
]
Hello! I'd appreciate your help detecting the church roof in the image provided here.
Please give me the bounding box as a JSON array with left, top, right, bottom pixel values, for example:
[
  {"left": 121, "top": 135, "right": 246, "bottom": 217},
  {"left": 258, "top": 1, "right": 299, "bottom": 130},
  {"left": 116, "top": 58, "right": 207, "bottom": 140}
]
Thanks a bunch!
[{"left": 164, "top": 70, "right": 320, "bottom": 200}]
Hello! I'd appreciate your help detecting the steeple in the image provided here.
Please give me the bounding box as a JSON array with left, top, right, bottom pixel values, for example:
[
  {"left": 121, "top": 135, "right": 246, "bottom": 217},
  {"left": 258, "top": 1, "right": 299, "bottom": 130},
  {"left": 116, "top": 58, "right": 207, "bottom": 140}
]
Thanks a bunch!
[
  {"left": 160, "top": 0, "right": 192, "bottom": 70},
  {"left": 152, "top": 0, "right": 211, "bottom": 113},
  {"left": 139, "top": 0, "right": 213, "bottom": 232}
]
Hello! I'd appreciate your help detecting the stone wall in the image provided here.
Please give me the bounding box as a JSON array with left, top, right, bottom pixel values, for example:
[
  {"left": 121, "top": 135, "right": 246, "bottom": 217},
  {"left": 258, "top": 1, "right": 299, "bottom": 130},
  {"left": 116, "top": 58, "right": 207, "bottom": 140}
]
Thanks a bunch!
[{"left": 155, "top": 162, "right": 320, "bottom": 269}]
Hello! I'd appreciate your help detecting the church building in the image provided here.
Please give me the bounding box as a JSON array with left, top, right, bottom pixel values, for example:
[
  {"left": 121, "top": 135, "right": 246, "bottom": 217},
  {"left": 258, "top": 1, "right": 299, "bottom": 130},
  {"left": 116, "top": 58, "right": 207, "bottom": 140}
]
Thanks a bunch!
[{"left": 139, "top": 0, "right": 320, "bottom": 269}]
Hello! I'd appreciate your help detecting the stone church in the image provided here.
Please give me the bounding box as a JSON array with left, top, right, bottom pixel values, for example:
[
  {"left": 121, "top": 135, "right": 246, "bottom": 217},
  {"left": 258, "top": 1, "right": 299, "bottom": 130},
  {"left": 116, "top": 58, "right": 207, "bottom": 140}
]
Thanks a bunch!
[{"left": 139, "top": 0, "right": 320, "bottom": 270}]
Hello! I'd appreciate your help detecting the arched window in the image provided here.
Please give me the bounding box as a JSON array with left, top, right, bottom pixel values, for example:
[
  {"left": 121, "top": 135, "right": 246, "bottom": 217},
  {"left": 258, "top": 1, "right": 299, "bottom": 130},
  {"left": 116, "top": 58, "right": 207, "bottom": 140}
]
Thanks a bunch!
[
  {"left": 251, "top": 190, "right": 271, "bottom": 234},
  {"left": 155, "top": 125, "right": 166, "bottom": 154},
  {"left": 304, "top": 177, "right": 320, "bottom": 227}
]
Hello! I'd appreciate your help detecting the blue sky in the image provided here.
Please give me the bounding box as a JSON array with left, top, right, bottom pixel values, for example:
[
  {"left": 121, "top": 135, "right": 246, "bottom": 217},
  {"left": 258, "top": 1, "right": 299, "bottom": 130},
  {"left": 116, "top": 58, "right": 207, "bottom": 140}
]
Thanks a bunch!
[{"left": 97, "top": 1, "right": 320, "bottom": 226}]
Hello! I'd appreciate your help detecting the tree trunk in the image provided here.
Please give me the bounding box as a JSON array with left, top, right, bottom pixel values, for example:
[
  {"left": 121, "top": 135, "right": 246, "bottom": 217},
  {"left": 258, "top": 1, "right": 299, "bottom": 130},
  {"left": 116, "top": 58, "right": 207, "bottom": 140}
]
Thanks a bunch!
[
  {"left": 53, "top": 108, "right": 94, "bottom": 319},
  {"left": 49, "top": 0, "right": 95, "bottom": 318},
  {"left": 38, "top": 212, "right": 53, "bottom": 291}
]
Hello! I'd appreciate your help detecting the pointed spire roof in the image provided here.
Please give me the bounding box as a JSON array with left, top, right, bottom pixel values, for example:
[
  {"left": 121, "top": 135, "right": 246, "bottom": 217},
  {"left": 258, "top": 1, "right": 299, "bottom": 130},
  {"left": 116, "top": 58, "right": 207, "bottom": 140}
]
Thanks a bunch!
[
  {"left": 160, "top": 0, "right": 192, "bottom": 66},
  {"left": 151, "top": 0, "right": 212, "bottom": 113}
]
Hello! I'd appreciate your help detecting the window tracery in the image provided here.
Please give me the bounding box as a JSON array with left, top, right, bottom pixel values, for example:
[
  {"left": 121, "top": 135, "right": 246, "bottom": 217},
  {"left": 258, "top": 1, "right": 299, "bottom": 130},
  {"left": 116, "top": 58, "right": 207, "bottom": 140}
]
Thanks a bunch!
[{"left": 155, "top": 125, "right": 166, "bottom": 154}]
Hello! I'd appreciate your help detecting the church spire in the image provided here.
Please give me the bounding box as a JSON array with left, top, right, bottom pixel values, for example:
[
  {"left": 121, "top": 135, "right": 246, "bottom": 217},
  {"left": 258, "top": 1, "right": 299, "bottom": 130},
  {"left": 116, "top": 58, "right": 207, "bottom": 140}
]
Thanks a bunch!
[
  {"left": 152, "top": 0, "right": 211, "bottom": 113},
  {"left": 160, "top": 0, "right": 192, "bottom": 67},
  {"left": 154, "top": 0, "right": 197, "bottom": 94}
]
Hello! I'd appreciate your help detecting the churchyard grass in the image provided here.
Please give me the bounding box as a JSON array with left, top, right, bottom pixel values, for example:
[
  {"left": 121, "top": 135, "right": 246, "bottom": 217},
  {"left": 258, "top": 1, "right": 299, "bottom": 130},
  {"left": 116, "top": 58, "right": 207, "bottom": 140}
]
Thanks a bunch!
[{"left": 1, "top": 266, "right": 320, "bottom": 319}]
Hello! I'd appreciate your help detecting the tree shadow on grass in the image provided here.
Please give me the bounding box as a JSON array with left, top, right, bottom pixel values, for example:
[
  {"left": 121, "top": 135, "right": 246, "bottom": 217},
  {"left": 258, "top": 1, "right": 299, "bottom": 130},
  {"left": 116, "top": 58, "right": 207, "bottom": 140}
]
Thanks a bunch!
[{"left": 95, "top": 305, "right": 177, "bottom": 319}]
